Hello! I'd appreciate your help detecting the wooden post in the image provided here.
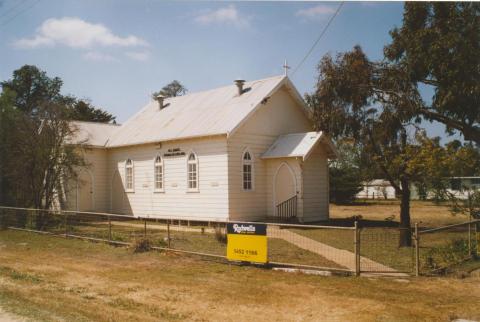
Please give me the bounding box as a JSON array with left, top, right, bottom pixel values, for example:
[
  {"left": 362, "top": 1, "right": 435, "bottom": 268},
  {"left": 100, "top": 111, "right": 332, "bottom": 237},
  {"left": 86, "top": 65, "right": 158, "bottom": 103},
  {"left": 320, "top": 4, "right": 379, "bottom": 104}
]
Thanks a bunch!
[
  {"left": 414, "top": 223, "right": 420, "bottom": 277},
  {"left": 354, "top": 221, "right": 360, "bottom": 276},
  {"left": 108, "top": 215, "right": 112, "bottom": 242},
  {"left": 167, "top": 221, "right": 171, "bottom": 248},
  {"left": 144, "top": 218, "right": 147, "bottom": 238}
]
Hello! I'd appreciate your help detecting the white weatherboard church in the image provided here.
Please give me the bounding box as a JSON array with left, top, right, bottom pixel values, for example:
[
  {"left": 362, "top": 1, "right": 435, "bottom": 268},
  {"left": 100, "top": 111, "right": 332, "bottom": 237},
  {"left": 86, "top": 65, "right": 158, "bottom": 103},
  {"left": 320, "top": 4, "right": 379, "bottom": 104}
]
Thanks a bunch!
[{"left": 68, "top": 75, "right": 336, "bottom": 223}]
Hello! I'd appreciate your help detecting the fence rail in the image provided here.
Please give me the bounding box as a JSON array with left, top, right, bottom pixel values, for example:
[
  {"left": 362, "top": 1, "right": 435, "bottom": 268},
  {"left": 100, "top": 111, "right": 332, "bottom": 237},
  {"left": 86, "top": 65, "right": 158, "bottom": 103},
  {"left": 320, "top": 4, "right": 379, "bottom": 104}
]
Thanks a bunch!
[{"left": 1, "top": 206, "right": 477, "bottom": 277}]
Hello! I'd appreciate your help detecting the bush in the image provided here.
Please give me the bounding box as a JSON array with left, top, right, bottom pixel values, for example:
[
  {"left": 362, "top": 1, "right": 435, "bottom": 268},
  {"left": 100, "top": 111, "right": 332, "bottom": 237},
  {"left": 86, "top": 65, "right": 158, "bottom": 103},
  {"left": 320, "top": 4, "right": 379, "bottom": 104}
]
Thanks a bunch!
[
  {"left": 424, "top": 239, "right": 469, "bottom": 271},
  {"left": 132, "top": 238, "right": 152, "bottom": 253}
]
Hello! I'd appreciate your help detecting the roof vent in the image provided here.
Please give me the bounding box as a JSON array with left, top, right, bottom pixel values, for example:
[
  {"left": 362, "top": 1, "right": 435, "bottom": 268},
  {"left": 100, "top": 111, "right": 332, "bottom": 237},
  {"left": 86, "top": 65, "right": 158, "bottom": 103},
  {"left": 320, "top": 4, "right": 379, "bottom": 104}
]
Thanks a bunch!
[
  {"left": 234, "top": 79, "right": 245, "bottom": 96},
  {"left": 155, "top": 94, "right": 166, "bottom": 110}
]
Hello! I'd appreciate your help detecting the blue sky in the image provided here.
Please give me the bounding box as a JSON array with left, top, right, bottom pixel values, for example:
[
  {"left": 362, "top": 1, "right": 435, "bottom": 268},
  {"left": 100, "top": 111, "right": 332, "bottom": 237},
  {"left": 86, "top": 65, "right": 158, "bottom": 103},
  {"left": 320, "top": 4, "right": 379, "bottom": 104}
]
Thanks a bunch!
[{"left": 0, "top": 0, "right": 455, "bottom": 140}]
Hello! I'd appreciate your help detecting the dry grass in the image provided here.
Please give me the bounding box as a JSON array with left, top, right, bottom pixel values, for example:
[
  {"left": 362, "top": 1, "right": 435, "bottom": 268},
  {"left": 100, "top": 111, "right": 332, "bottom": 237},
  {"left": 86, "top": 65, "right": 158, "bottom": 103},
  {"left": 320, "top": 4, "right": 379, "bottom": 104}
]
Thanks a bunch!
[
  {"left": 1, "top": 230, "right": 480, "bottom": 322},
  {"left": 330, "top": 200, "right": 467, "bottom": 227}
]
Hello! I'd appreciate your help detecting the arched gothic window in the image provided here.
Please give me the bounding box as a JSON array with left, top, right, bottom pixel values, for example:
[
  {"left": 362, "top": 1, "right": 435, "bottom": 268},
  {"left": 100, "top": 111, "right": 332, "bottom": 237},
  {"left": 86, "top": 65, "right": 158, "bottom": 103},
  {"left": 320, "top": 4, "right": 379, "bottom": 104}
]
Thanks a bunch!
[
  {"left": 187, "top": 152, "right": 198, "bottom": 191},
  {"left": 242, "top": 150, "right": 253, "bottom": 191},
  {"left": 125, "top": 159, "right": 134, "bottom": 192},
  {"left": 154, "top": 155, "right": 164, "bottom": 191}
]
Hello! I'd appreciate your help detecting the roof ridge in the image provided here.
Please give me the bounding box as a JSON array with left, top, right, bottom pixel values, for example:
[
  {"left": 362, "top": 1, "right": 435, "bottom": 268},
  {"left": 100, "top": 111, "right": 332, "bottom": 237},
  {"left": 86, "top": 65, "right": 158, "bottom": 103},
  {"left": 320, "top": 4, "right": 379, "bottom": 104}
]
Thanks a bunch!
[
  {"left": 72, "top": 120, "right": 120, "bottom": 126},
  {"left": 161, "top": 75, "right": 286, "bottom": 102}
]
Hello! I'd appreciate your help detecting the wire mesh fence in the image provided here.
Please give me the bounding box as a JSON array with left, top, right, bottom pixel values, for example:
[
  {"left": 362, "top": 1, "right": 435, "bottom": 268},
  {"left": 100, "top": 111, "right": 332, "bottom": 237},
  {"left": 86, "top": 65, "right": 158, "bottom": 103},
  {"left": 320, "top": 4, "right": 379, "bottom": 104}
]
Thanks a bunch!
[
  {"left": 0, "top": 206, "right": 358, "bottom": 273},
  {"left": 4, "top": 206, "right": 476, "bottom": 276},
  {"left": 359, "top": 228, "right": 414, "bottom": 273},
  {"left": 418, "top": 220, "right": 479, "bottom": 275}
]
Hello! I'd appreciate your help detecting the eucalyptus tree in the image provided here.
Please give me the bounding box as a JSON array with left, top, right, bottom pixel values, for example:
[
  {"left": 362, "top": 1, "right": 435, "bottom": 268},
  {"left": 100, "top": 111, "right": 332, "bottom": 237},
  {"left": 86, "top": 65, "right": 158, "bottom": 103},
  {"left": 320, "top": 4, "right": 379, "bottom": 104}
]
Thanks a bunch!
[
  {"left": 306, "top": 46, "right": 426, "bottom": 246},
  {"left": 385, "top": 2, "right": 480, "bottom": 143}
]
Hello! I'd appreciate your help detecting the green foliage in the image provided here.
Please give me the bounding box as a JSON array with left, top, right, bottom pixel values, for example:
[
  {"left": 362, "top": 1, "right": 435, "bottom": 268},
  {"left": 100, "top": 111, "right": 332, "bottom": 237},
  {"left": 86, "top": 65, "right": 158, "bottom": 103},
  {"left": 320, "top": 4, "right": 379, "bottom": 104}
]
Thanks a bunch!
[
  {"left": 329, "top": 167, "right": 363, "bottom": 204},
  {"left": 328, "top": 139, "right": 363, "bottom": 204},
  {"left": 68, "top": 99, "right": 115, "bottom": 123},
  {"left": 307, "top": 2, "right": 480, "bottom": 242},
  {"left": 1, "top": 64, "right": 115, "bottom": 124},
  {"left": 0, "top": 65, "right": 91, "bottom": 211},
  {"left": 385, "top": 3, "right": 480, "bottom": 143},
  {"left": 424, "top": 239, "right": 469, "bottom": 271},
  {"left": 1, "top": 65, "right": 65, "bottom": 117},
  {"left": 152, "top": 80, "right": 187, "bottom": 98}
]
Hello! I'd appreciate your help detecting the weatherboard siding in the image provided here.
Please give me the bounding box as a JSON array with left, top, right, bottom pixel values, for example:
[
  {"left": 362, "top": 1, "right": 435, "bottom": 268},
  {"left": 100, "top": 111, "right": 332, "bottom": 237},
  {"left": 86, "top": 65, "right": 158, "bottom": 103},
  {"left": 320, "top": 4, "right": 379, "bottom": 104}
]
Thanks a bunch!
[
  {"left": 65, "top": 148, "right": 109, "bottom": 212},
  {"left": 227, "top": 87, "right": 312, "bottom": 221},
  {"left": 86, "top": 148, "right": 110, "bottom": 212},
  {"left": 302, "top": 145, "right": 329, "bottom": 222},
  {"left": 106, "top": 136, "right": 229, "bottom": 220}
]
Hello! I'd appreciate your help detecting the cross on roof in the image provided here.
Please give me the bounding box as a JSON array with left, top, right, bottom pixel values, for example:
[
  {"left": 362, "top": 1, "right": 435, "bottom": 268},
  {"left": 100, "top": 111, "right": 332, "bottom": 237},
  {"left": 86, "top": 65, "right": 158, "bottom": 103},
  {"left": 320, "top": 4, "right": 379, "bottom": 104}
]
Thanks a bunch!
[{"left": 283, "top": 59, "right": 291, "bottom": 76}]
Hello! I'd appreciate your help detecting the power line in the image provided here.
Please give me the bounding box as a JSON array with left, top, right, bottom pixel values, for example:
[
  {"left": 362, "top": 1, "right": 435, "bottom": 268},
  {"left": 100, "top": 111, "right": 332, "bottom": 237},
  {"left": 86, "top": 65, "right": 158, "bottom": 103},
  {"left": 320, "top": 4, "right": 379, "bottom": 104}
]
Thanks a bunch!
[
  {"left": 0, "top": 0, "right": 41, "bottom": 28},
  {"left": 291, "top": 2, "right": 345, "bottom": 77},
  {"left": 0, "top": 0, "right": 29, "bottom": 20}
]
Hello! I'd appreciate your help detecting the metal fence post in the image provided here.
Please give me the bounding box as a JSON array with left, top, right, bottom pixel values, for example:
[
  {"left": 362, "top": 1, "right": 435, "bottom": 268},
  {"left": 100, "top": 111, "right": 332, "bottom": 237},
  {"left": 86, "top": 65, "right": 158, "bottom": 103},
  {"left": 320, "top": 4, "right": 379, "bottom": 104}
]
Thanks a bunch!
[
  {"left": 167, "top": 221, "right": 171, "bottom": 248},
  {"left": 468, "top": 215, "right": 472, "bottom": 256},
  {"left": 108, "top": 215, "right": 112, "bottom": 242},
  {"left": 64, "top": 211, "right": 68, "bottom": 238},
  {"left": 354, "top": 220, "right": 360, "bottom": 276},
  {"left": 414, "top": 223, "right": 419, "bottom": 277},
  {"left": 476, "top": 221, "right": 480, "bottom": 256}
]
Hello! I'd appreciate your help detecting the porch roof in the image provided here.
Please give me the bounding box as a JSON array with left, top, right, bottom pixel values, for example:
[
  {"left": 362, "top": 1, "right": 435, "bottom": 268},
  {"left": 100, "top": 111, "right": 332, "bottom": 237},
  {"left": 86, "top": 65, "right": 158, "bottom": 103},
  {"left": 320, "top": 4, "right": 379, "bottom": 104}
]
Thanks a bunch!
[{"left": 261, "top": 131, "right": 337, "bottom": 161}]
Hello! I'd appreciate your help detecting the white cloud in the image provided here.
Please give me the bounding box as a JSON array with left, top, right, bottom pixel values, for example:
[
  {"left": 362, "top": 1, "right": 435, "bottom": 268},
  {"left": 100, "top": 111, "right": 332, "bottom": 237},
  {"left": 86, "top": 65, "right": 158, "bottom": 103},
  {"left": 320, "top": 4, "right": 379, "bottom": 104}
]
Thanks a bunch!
[
  {"left": 14, "top": 17, "right": 148, "bottom": 49},
  {"left": 194, "top": 5, "right": 249, "bottom": 29},
  {"left": 83, "top": 51, "right": 118, "bottom": 62},
  {"left": 296, "top": 5, "right": 336, "bottom": 19},
  {"left": 125, "top": 51, "right": 150, "bottom": 62}
]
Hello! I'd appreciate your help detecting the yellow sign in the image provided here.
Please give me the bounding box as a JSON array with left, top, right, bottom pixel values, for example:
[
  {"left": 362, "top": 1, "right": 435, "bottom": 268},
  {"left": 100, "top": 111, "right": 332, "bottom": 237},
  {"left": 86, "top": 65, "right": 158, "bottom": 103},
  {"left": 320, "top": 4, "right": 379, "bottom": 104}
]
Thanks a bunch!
[{"left": 227, "top": 223, "right": 267, "bottom": 263}]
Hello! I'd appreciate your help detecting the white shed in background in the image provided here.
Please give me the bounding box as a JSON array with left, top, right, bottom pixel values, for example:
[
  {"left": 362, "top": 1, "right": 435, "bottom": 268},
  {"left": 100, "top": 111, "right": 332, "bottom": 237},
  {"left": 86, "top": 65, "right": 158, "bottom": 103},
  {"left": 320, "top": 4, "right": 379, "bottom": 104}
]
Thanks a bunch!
[{"left": 356, "top": 179, "right": 397, "bottom": 200}]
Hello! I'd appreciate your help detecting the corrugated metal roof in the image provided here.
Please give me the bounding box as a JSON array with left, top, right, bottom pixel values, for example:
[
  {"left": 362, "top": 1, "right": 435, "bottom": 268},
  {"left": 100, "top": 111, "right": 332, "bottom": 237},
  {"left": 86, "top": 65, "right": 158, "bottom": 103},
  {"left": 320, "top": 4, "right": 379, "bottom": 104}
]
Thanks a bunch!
[
  {"left": 261, "top": 132, "right": 325, "bottom": 161},
  {"left": 106, "top": 75, "right": 287, "bottom": 147},
  {"left": 70, "top": 121, "right": 120, "bottom": 147}
]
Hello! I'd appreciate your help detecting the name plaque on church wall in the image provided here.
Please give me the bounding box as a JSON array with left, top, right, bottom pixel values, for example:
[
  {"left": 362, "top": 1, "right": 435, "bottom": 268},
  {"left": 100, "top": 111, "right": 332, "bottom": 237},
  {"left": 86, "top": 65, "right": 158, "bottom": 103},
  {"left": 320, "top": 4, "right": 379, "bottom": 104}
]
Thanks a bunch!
[{"left": 163, "top": 148, "right": 186, "bottom": 157}]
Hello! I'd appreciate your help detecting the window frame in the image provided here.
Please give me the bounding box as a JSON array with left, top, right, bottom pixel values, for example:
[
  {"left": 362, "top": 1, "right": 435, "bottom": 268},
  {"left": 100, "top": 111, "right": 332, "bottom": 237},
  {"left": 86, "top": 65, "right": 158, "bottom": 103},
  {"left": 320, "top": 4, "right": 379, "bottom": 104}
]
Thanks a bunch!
[
  {"left": 125, "top": 158, "right": 134, "bottom": 193},
  {"left": 242, "top": 149, "right": 254, "bottom": 191},
  {"left": 153, "top": 155, "right": 164, "bottom": 193},
  {"left": 186, "top": 151, "right": 199, "bottom": 192}
]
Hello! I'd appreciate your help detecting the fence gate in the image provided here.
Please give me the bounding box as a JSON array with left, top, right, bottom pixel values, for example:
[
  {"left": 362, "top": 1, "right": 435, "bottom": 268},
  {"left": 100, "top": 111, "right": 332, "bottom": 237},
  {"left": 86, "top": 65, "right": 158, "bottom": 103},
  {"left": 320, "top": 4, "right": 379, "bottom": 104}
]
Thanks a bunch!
[{"left": 359, "top": 227, "right": 414, "bottom": 274}]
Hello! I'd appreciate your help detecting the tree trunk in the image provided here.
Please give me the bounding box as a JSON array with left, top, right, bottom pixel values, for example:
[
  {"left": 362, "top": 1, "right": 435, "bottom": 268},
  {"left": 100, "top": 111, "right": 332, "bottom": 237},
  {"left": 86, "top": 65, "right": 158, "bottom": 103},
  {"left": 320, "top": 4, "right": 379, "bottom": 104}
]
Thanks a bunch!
[{"left": 399, "top": 178, "right": 412, "bottom": 247}]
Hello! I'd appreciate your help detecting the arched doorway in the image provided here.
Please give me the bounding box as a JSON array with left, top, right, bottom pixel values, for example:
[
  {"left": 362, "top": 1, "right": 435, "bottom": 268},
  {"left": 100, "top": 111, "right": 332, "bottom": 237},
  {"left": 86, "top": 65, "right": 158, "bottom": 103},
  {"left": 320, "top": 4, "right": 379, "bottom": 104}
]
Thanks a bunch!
[
  {"left": 273, "top": 162, "right": 297, "bottom": 218},
  {"left": 76, "top": 169, "right": 94, "bottom": 212}
]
